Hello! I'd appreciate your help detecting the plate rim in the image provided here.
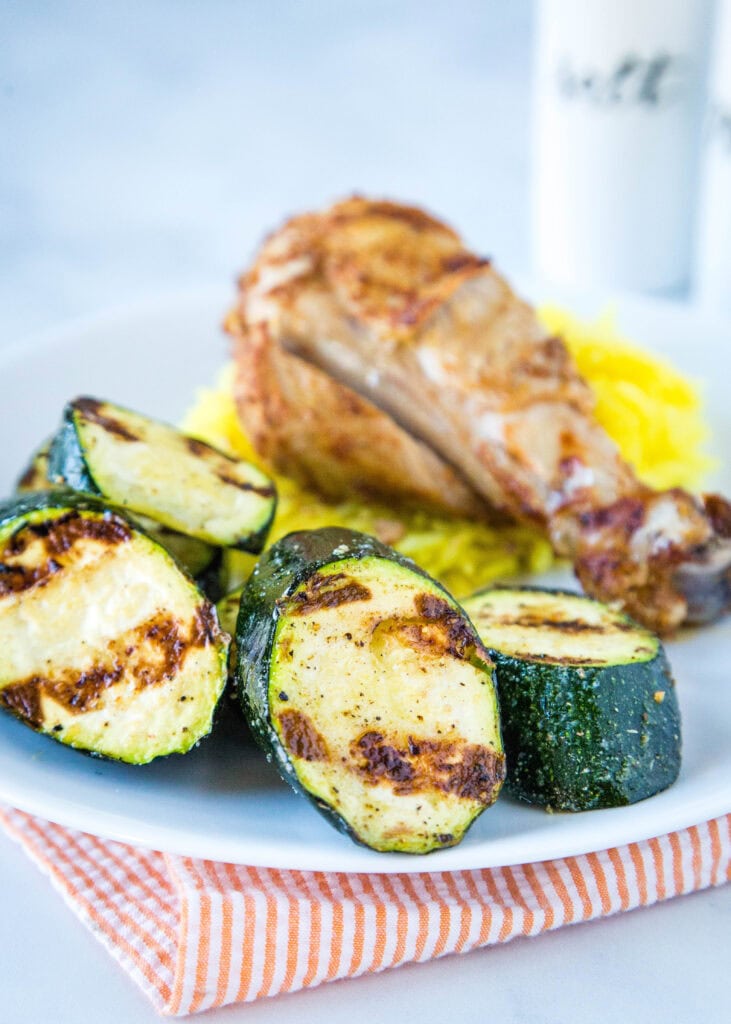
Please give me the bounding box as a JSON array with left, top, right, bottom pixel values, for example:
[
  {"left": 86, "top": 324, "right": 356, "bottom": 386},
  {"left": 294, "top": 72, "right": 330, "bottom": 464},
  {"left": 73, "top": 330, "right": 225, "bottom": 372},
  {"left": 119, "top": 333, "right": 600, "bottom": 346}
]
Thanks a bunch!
[{"left": 0, "top": 733, "right": 728, "bottom": 873}]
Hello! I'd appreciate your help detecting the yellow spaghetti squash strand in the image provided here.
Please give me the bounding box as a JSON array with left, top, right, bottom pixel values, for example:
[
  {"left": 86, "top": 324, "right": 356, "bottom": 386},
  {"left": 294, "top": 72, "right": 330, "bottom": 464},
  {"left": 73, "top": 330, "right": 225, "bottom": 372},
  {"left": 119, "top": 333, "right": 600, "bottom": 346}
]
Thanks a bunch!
[{"left": 538, "top": 305, "right": 716, "bottom": 491}]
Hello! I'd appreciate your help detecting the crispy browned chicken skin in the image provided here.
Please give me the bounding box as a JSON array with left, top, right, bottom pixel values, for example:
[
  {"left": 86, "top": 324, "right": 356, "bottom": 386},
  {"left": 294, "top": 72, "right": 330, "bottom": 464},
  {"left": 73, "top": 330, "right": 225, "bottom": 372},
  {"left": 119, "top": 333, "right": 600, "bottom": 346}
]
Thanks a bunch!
[{"left": 229, "top": 197, "right": 731, "bottom": 633}]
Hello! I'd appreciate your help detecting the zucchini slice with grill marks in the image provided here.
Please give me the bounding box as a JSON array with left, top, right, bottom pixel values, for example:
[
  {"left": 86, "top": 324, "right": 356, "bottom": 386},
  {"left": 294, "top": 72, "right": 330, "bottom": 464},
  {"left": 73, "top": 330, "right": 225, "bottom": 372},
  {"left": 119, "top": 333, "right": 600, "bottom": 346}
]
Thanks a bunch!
[
  {"left": 0, "top": 491, "right": 229, "bottom": 764},
  {"left": 48, "top": 397, "right": 276, "bottom": 551},
  {"left": 461, "top": 587, "right": 681, "bottom": 811},
  {"left": 234, "top": 527, "right": 505, "bottom": 854},
  {"left": 15, "top": 444, "right": 223, "bottom": 593}
]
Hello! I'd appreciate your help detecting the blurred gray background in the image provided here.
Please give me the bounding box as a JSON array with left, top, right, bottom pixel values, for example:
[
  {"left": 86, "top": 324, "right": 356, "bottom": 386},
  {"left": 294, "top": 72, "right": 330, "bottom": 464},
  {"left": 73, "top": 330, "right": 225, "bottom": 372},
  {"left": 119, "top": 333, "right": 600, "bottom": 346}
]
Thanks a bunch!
[{"left": 0, "top": 0, "right": 532, "bottom": 341}]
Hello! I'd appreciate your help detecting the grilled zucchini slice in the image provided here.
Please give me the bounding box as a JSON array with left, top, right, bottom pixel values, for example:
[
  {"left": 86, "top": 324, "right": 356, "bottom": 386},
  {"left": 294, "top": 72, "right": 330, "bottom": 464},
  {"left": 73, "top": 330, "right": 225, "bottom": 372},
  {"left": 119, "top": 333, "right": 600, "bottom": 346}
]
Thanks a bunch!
[
  {"left": 0, "top": 491, "right": 229, "bottom": 763},
  {"left": 462, "top": 587, "right": 681, "bottom": 811},
  {"left": 15, "top": 444, "right": 222, "bottom": 592},
  {"left": 48, "top": 397, "right": 276, "bottom": 550},
  {"left": 234, "top": 527, "right": 505, "bottom": 854}
]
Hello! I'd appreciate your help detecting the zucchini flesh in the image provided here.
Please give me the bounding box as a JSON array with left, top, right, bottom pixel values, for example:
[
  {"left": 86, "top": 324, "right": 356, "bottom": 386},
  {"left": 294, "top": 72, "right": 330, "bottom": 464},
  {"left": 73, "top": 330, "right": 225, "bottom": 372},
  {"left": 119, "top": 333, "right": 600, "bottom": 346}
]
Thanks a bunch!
[
  {"left": 217, "top": 586, "right": 244, "bottom": 684},
  {"left": 462, "top": 587, "right": 681, "bottom": 811},
  {"left": 132, "top": 514, "right": 223, "bottom": 599},
  {"left": 235, "top": 528, "right": 505, "bottom": 854},
  {"left": 48, "top": 397, "right": 276, "bottom": 550},
  {"left": 216, "top": 586, "right": 243, "bottom": 638},
  {"left": 0, "top": 492, "right": 229, "bottom": 763},
  {"left": 15, "top": 446, "right": 222, "bottom": 592}
]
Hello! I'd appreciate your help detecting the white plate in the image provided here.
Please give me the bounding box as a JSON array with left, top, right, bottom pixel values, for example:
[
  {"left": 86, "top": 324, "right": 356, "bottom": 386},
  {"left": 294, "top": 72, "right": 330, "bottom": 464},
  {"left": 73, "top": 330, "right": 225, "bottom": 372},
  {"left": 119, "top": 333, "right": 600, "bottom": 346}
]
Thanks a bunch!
[{"left": 0, "top": 288, "right": 729, "bottom": 873}]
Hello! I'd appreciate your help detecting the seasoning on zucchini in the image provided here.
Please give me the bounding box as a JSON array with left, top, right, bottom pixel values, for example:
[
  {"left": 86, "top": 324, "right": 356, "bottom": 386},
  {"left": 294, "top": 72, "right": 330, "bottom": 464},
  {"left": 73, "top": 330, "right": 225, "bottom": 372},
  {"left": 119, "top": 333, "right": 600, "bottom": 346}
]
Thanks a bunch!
[
  {"left": 234, "top": 527, "right": 505, "bottom": 854},
  {"left": 461, "top": 586, "right": 681, "bottom": 811},
  {"left": 48, "top": 396, "right": 277, "bottom": 551},
  {"left": 0, "top": 491, "right": 229, "bottom": 764}
]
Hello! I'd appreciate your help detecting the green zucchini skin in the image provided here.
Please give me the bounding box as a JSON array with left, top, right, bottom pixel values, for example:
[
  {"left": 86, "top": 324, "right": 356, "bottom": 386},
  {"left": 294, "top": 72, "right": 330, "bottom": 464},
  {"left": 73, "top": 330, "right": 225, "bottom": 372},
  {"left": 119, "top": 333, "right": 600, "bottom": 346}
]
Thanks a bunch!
[
  {"left": 463, "top": 587, "right": 681, "bottom": 811},
  {"left": 492, "top": 651, "right": 680, "bottom": 810},
  {"left": 0, "top": 490, "right": 229, "bottom": 764},
  {"left": 0, "top": 488, "right": 112, "bottom": 533},
  {"left": 48, "top": 415, "right": 96, "bottom": 492},
  {"left": 234, "top": 527, "right": 505, "bottom": 853},
  {"left": 48, "top": 397, "right": 277, "bottom": 552}
]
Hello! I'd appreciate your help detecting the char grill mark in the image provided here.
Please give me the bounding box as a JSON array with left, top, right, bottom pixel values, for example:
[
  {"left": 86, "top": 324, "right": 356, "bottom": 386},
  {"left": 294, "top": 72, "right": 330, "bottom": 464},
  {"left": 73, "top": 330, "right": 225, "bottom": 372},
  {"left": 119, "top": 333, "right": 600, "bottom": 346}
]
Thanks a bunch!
[
  {"left": 352, "top": 730, "right": 505, "bottom": 803},
  {"left": 184, "top": 436, "right": 276, "bottom": 498},
  {"left": 278, "top": 709, "right": 329, "bottom": 761},
  {"left": 74, "top": 398, "right": 140, "bottom": 442},
  {"left": 0, "top": 512, "right": 132, "bottom": 597},
  {"left": 289, "top": 572, "right": 372, "bottom": 616},
  {"left": 0, "top": 607, "right": 217, "bottom": 727},
  {"left": 215, "top": 469, "right": 276, "bottom": 498}
]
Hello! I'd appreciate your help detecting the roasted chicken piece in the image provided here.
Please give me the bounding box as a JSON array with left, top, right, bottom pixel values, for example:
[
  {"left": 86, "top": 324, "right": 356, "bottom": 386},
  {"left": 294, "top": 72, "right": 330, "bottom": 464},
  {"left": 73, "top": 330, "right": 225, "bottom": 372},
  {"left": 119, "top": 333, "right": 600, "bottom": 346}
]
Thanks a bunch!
[
  {"left": 230, "top": 197, "right": 731, "bottom": 633},
  {"left": 226, "top": 312, "right": 488, "bottom": 518}
]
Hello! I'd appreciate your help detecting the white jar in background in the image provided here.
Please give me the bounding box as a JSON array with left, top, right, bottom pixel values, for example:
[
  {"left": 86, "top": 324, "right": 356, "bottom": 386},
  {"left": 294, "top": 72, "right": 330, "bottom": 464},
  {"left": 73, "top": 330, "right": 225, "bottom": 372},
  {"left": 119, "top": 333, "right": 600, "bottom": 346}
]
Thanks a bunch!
[
  {"left": 695, "top": 0, "right": 731, "bottom": 313},
  {"left": 532, "top": 0, "right": 712, "bottom": 294}
]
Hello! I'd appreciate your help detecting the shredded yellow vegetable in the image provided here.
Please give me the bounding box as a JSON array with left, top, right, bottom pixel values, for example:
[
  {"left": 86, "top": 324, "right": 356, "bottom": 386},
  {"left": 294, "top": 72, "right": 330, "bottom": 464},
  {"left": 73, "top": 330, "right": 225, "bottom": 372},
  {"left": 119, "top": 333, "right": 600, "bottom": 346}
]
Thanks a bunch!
[
  {"left": 181, "top": 308, "right": 714, "bottom": 597},
  {"left": 540, "top": 305, "right": 716, "bottom": 491}
]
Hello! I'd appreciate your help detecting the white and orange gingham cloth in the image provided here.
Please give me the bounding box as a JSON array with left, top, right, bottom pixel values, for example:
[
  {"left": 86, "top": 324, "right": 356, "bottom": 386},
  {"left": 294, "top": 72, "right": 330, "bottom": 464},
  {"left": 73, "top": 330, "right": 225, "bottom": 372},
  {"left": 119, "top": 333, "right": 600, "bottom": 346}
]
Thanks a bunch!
[{"left": 1, "top": 806, "right": 729, "bottom": 1017}]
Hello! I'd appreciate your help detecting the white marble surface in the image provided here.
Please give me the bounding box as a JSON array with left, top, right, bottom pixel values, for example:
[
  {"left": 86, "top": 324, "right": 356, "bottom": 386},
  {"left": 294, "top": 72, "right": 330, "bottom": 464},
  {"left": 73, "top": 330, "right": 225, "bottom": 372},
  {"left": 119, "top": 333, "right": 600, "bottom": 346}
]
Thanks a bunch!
[{"left": 1, "top": 3, "right": 729, "bottom": 1022}]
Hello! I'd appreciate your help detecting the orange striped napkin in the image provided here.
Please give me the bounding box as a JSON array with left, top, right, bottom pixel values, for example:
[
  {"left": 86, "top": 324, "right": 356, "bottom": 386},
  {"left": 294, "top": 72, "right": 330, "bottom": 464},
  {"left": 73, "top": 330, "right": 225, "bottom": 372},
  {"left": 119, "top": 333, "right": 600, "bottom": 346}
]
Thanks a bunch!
[{"left": 1, "top": 806, "right": 729, "bottom": 1017}]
